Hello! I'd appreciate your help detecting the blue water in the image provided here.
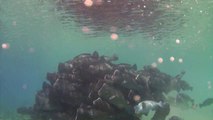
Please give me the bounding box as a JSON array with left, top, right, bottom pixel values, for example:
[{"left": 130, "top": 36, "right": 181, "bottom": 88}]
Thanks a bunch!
[{"left": 0, "top": 0, "right": 213, "bottom": 119}]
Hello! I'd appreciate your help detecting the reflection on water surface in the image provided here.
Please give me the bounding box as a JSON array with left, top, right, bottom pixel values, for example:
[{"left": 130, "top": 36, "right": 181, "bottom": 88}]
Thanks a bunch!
[{"left": 56, "top": 0, "right": 186, "bottom": 39}]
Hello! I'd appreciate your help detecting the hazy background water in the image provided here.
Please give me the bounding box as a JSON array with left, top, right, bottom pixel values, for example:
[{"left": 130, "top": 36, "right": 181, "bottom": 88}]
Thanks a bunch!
[{"left": 0, "top": 0, "right": 213, "bottom": 119}]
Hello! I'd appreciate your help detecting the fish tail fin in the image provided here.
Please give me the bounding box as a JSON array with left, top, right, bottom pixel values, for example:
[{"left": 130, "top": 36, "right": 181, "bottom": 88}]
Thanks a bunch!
[{"left": 158, "top": 101, "right": 164, "bottom": 107}]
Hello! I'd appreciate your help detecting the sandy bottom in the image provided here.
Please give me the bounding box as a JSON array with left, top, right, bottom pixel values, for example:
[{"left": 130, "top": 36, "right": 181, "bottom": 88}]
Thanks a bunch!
[
  {"left": 142, "top": 105, "right": 213, "bottom": 120},
  {"left": 0, "top": 105, "right": 212, "bottom": 120}
]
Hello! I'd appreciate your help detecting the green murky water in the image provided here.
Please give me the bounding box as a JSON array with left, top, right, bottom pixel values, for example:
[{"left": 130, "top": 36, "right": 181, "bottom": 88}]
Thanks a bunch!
[{"left": 0, "top": 0, "right": 213, "bottom": 120}]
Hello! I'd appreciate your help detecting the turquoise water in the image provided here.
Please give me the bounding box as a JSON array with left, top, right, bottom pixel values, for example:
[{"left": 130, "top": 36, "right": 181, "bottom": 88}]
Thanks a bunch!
[{"left": 0, "top": 0, "right": 213, "bottom": 120}]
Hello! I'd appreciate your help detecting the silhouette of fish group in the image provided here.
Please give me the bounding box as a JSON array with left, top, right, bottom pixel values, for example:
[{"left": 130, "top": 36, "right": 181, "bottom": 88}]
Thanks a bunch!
[{"left": 17, "top": 51, "right": 195, "bottom": 120}]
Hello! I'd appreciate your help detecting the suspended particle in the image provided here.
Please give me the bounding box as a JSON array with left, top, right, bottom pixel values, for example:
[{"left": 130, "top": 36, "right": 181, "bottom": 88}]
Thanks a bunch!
[
  {"left": 82, "top": 26, "right": 91, "bottom": 34},
  {"left": 111, "top": 33, "right": 118, "bottom": 40},
  {"left": 151, "top": 62, "right": 157, "bottom": 68},
  {"left": 84, "top": 0, "right": 93, "bottom": 7},
  {"left": 1, "top": 43, "right": 10, "bottom": 49},
  {"left": 176, "top": 39, "right": 180, "bottom": 44},
  {"left": 170, "top": 56, "right": 175, "bottom": 62},
  {"left": 166, "top": 4, "right": 171, "bottom": 8},
  {"left": 178, "top": 58, "right": 183, "bottom": 63},
  {"left": 158, "top": 57, "right": 163, "bottom": 63},
  {"left": 208, "top": 84, "right": 212, "bottom": 89},
  {"left": 208, "top": 81, "right": 212, "bottom": 90}
]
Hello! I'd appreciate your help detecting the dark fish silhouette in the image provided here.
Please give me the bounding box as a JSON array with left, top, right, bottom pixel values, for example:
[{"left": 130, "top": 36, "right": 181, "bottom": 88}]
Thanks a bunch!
[
  {"left": 199, "top": 98, "right": 213, "bottom": 108},
  {"left": 17, "top": 51, "right": 195, "bottom": 120}
]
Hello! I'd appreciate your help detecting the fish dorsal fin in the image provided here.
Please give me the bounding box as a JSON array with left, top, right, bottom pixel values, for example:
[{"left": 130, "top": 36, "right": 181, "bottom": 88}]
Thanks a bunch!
[
  {"left": 132, "top": 64, "right": 137, "bottom": 70},
  {"left": 93, "top": 51, "right": 99, "bottom": 58}
]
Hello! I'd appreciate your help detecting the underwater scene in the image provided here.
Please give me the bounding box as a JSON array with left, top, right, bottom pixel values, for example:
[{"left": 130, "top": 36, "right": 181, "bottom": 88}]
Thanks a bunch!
[{"left": 0, "top": 0, "right": 213, "bottom": 120}]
